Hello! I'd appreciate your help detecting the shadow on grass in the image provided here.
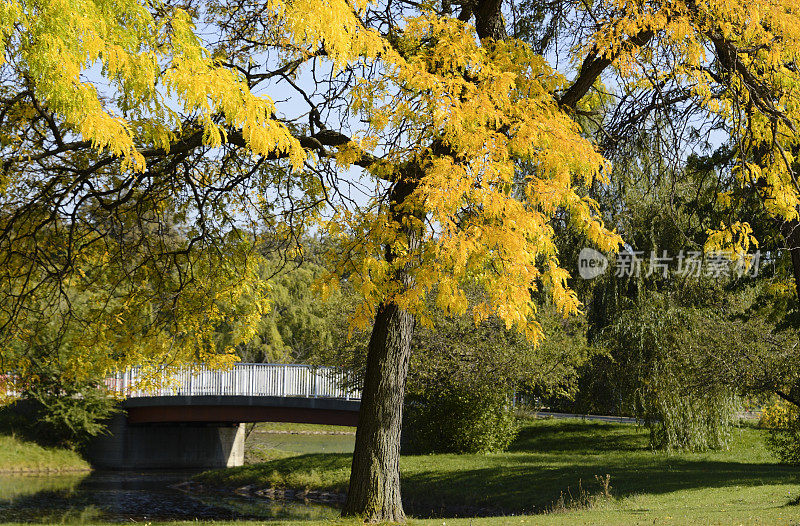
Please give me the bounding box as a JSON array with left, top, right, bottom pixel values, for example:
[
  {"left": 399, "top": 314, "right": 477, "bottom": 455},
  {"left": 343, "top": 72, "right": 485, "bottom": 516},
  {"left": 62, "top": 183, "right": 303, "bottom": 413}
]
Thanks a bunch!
[
  {"left": 401, "top": 420, "right": 799, "bottom": 517},
  {"left": 507, "top": 420, "right": 649, "bottom": 454},
  {"left": 201, "top": 420, "right": 800, "bottom": 519},
  {"left": 401, "top": 457, "right": 799, "bottom": 517}
]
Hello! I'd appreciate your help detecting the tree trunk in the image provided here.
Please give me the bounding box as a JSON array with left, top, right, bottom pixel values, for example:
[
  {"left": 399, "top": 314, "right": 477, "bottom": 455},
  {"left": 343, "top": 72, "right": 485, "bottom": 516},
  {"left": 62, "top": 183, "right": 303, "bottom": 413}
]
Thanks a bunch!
[
  {"left": 342, "top": 2, "right": 508, "bottom": 519},
  {"left": 778, "top": 218, "right": 800, "bottom": 408},
  {"left": 781, "top": 219, "right": 800, "bottom": 304},
  {"left": 342, "top": 300, "right": 414, "bottom": 521},
  {"left": 342, "top": 177, "right": 419, "bottom": 522}
]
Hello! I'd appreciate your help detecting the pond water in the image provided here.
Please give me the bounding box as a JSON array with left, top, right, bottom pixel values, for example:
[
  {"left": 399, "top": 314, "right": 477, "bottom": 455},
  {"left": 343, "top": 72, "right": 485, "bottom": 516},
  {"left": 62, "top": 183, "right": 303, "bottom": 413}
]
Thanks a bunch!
[{"left": 0, "top": 432, "right": 354, "bottom": 524}]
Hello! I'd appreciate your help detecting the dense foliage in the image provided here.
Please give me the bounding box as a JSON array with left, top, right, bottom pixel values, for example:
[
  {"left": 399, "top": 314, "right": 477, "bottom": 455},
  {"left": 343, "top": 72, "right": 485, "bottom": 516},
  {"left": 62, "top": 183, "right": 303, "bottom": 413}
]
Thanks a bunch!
[
  {"left": 534, "top": 129, "right": 800, "bottom": 451},
  {"left": 403, "top": 383, "right": 518, "bottom": 454},
  {"left": 597, "top": 292, "right": 741, "bottom": 450},
  {"left": 224, "top": 247, "right": 348, "bottom": 364},
  {"left": 0, "top": 373, "right": 118, "bottom": 450},
  {"left": 761, "top": 401, "right": 800, "bottom": 464}
]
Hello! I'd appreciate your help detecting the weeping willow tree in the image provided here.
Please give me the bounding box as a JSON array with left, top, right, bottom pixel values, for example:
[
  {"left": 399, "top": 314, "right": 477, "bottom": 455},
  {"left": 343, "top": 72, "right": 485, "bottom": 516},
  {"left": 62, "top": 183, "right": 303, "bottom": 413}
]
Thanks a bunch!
[{"left": 599, "top": 292, "right": 741, "bottom": 451}]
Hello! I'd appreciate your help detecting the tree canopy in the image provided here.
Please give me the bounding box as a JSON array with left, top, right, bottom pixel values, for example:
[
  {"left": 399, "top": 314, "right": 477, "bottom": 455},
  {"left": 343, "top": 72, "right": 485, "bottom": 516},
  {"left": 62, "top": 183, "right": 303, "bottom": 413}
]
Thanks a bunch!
[
  {"left": 5, "top": 0, "right": 800, "bottom": 368},
  {"left": 4, "top": 0, "right": 800, "bottom": 520}
]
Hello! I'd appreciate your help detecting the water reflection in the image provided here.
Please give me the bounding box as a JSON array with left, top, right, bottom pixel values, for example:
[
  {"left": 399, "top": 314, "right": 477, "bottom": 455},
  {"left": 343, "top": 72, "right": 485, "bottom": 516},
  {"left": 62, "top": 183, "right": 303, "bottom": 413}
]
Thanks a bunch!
[
  {"left": 0, "top": 472, "right": 85, "bottom": 502},
  {"left": 0, "top": 471, "right": 339, "bottom": 523}
]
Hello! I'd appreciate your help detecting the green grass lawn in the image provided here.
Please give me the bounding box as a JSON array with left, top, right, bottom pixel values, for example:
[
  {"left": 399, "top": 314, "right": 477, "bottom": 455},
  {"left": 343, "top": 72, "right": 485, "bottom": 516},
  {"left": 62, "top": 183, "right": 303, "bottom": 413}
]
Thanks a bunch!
[
  {"left": 3, "top": 418, "right": 800, "bottom": 525},
  {"left": 0, "top": 434, "right": 89, "bottom": 472},
  {"left": 192, "top": 418, "right": 800, "bottom": 523}
]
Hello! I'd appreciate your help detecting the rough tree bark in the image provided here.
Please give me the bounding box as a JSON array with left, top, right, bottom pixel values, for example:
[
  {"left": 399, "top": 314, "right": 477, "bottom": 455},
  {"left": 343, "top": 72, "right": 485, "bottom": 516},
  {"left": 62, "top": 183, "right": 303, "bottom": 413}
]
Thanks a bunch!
[
  {"left": 781, "top": 219, "right": 800, "bottom": 305},
  {"left": 777, "top": 218, "right": 800, "bottom": 407},
  {"left": 341, "top": 298, "right": 415, "bottom": 521},
  {"left": 342, "top": 177, "right": 420, "bottom": 522}
]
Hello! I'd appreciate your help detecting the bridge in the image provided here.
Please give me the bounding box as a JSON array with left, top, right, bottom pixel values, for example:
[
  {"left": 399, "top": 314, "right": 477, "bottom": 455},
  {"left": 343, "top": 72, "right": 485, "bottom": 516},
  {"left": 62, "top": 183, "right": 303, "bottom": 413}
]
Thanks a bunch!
[{"left": 89, "top": 363, "right": 361, "bottom": 470}]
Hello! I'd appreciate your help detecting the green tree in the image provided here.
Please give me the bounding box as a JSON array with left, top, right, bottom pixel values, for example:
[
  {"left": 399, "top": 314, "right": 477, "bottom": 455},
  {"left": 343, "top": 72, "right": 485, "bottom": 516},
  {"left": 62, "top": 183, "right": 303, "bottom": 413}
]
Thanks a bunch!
[
  {"left": 7, "top": 371, "right": 119, "bottom": 450},
  {"left": 219, "top": 247, "right": 348, "bottom": 364},
  {"left": 600, "top": 291, "right": 742, "bottom": 450},
  {"left": 560, "top": 143, "right": 799, "bottom": 446}
]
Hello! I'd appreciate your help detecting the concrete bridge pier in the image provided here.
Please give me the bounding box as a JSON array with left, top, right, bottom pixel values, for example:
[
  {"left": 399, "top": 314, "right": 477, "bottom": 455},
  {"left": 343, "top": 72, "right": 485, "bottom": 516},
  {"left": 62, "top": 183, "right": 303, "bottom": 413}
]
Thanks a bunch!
[{"left": 88, "top": 413, "right": 245, "bottom": 469}]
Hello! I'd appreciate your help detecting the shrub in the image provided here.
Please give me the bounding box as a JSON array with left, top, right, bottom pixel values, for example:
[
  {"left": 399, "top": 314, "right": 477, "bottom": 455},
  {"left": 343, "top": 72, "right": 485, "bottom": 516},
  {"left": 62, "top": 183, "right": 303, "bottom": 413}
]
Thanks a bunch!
[
  {"left": 396, "top": 294, "right": 589, "bottom": 455},
  {"left": 760, "top": 400, "right": 800, "bottom": 463},
  {"left": 1, "top": 374, "right": 119, "bottom": 451},
  {"left": 403, "top": 383, "right": 518, "bottom": 454}
]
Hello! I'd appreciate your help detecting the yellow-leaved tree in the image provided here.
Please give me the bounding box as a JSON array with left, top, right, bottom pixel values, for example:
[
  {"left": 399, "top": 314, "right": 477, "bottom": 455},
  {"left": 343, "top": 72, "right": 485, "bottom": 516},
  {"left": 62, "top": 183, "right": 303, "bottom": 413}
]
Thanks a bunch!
[{"left": 3, "top": 0, "right": 800, "bottom": 521}]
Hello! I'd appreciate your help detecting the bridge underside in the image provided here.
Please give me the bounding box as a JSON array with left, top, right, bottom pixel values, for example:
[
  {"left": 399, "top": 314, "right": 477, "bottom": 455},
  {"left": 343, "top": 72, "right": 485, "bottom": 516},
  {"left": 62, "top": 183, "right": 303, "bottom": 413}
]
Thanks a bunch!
[
  {"left": 88, "top": 416, "right": 246, "bottom": 469},
  {"left": 123, "top": 395, "right": 360, "bottom": 426},
  {"left": 89, "top": 396, "right": 360, "bottom": 469}
]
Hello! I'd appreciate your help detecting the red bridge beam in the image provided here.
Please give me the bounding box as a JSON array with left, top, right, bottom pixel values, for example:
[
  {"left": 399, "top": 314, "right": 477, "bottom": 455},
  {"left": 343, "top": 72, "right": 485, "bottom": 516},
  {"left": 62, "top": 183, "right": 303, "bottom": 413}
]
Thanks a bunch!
[
  {"left": 127, "top": 404, "right": 358, "bottom": 426},
  {"left": 122, "top": 395, "right": 360, "bottom": 426}
]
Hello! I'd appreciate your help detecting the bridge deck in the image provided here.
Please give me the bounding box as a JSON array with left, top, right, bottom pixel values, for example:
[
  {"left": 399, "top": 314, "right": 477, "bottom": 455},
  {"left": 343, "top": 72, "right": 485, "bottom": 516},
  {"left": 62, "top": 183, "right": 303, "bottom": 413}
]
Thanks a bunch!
[
  {"left": 109, "top": 364, "right": 361, "bottom": 426},
  {"left": 110, "top": 363, "right": 361, "bottom": 400}
]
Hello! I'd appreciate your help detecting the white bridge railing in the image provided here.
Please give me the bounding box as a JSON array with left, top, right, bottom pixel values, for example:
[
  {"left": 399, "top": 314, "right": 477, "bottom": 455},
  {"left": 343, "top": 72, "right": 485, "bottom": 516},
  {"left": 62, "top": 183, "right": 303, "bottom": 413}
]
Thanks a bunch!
[{"left": 107, "top": 363, "right": 361, "bottom": 400}]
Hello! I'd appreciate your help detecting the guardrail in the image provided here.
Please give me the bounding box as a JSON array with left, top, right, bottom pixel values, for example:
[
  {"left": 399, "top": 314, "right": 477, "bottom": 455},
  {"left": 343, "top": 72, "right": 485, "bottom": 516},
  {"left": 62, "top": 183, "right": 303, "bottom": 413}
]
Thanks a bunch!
[{"left": 108, "top": 363, "right": 361, "bottom": 400}]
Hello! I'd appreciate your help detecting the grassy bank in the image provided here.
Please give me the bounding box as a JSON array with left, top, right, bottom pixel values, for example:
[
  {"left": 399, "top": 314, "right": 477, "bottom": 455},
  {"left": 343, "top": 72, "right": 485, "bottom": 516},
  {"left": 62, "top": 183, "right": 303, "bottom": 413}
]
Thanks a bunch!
[
  {"left": 0, "top": 434, "right": 89, "bottom": 472},
  {"left": 192, "top": 418, "right": 800, "bottom": 523},
  {"left": 252, "top": 422, "right": 356, "bottom": 434}
]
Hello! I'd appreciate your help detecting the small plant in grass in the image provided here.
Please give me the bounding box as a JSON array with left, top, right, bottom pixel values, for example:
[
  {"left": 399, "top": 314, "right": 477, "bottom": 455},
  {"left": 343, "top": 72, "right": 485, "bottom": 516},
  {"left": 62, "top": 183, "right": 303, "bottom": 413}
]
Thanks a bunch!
[
  {"left": 595, "top": 474, "right": 612, "bottom": 498},
  {"left": 549, "top": 474, "right": 613, "bottom": 513}
]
